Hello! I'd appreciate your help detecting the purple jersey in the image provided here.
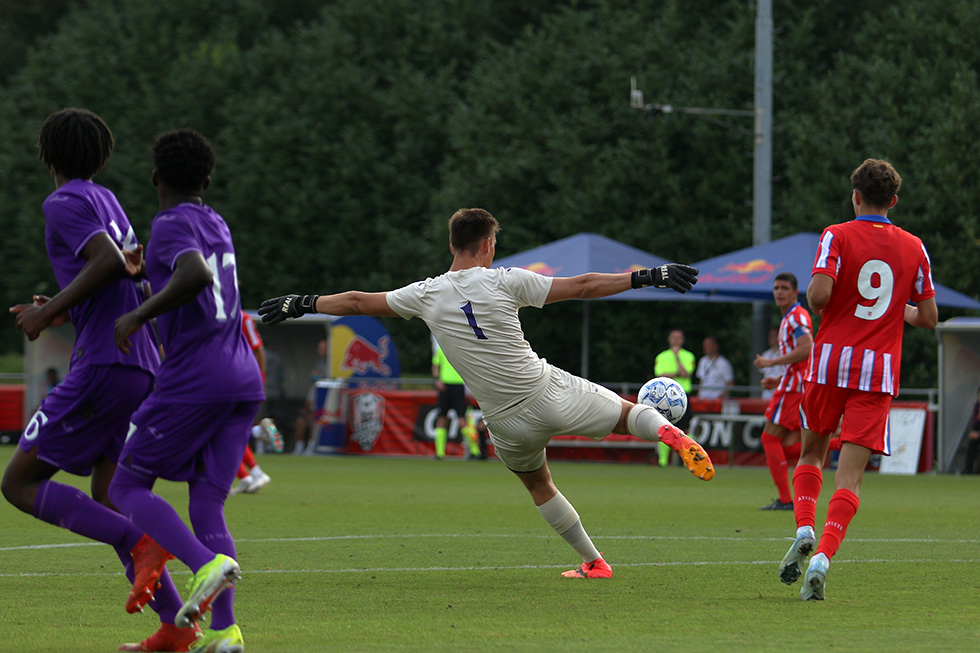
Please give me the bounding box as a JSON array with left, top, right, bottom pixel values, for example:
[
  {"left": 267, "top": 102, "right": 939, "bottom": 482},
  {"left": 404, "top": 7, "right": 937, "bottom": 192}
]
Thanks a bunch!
[
  {"left": 144, "top": 202, "right": 264, "bottom": 403},
  {"left": 43, "top": 179, "right": 158, "bottom": 374}
]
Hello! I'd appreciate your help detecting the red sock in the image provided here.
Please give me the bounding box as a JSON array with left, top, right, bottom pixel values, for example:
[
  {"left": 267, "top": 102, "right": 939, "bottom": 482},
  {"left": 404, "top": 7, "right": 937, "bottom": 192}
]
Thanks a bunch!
[
  {"left": 791, "top": 464, "right": 823, "bottom": 529},
  {"left": 783, "top": 441, "right": 801, "bottom": 464},
  {"left": 242, "top": 445, "right": 256, "bottom": 468},
  {"left": 761, "top": 433, "right": 792, "bottom": 503},
  {"left": 816, "top": 489, "right": 860, "bottom": 559},
  {"left": 236, "top": 446, "right": 256, "bottom": 480}
]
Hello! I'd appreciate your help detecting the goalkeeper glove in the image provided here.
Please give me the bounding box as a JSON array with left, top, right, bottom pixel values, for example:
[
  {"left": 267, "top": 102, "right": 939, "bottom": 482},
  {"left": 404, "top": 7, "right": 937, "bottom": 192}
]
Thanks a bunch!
[
  {"left": 631, "top": 264, "right": 699, "bottom": 293},
  {"left": 258, "top": 294, "right": 319, "bottom": 325}
]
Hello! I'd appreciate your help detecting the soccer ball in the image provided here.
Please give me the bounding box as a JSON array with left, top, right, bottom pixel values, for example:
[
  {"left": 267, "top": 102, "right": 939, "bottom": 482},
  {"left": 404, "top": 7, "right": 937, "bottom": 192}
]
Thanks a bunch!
[{"left": 638, "top": 377, "right": 688, "bottom": 425}]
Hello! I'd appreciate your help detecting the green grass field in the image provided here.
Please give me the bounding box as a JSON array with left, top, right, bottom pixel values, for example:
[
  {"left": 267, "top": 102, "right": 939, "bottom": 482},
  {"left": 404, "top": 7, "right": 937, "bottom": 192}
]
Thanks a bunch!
[{"left": 0, "top": 447, "right": 977, "bottom": 652}]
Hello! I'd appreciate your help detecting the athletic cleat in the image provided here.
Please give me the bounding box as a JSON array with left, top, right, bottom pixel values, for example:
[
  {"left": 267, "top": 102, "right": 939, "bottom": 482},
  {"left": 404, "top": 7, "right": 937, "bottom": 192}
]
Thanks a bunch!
[
  {"left": 657, "top": 424, "right": 714, "bottom": 480},
  {"left": 175, "top": 555, "right": 241, "bottom": 629},
  {"left": 228, "top": 476, "right": 253, "bottom": 495},
  {"left": 561, "top": 556, "right": 612, "bottom": 579},
  {"left": 119, "top": 622, "right": 202, "bottom": 652},
  {"left": 800, "top": 552, "right": 829, "bottom": 601},
  {"left": 127, "top": 535, "right": 175, "bottom": 614},
  {"left": 779, "top": 526, "right": 815, "bottom": 585},
  {"left": 188, "top": 624, "right": 244, "bottom": 653},
  {"left": 258, "top": 418, "right": 284, "bottom": 453},
  {"left": 244, "top": 472, "right": 270, "bottom": 494},
  {"left": 759, "top": 499, "right": 794, "bottom": 511}
]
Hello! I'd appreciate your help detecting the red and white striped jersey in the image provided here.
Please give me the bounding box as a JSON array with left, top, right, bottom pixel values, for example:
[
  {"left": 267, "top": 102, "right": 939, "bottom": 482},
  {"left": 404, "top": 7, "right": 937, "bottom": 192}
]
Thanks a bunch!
[
  {"left": 777, "top": 302, "right": 812, "bottom": 393},
  {"left": 805, "top": 215, "right": 935, "bottom": 396}
]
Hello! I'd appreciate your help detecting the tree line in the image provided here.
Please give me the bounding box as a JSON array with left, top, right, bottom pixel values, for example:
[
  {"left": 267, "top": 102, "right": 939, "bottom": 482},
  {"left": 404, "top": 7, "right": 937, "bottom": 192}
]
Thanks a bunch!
[{"left": 1, "top": 0, "right": 978, "bottom": 389}]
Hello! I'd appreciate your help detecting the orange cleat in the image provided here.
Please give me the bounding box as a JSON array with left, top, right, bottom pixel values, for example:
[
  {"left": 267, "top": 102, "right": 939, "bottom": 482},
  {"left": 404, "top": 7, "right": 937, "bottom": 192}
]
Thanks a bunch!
[
  {"left": 118, "top": 622, "right": 202, "bottom": 652},
  {"left": 658, "top": 424, "right": 715, "bottom": 481},
  {"left": 561, "top": 556, "right": 613, "bottom": 579},
  {"left": 126, "top": 534, "right": 175, "bottom": 614}
]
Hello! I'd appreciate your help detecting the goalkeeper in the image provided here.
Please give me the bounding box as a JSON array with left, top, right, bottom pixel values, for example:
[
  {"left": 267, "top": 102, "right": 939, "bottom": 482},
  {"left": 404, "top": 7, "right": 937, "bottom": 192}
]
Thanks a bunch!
[{"left": 260, "top": 208, "right": 714, "bottom": 580}]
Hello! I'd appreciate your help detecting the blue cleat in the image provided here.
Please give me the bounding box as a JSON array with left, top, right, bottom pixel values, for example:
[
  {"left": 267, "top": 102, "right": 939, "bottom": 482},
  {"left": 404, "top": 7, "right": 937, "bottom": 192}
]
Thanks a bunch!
[
  {"left": 779, "top": 525, "right": 815, "bottom": 585},
  {"left": 800, "top": 552, "right": 829, "bottom": 601}
]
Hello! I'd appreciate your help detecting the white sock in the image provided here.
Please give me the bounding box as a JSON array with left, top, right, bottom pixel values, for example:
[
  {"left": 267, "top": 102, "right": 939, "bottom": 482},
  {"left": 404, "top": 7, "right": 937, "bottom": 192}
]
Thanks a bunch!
[
  {"left": 537, "top": 492, "right": 601, "bottom": 562},
  {"left": 250, "top": 465, "right": 264, "bottom": 478},
  {"left": 294, "top": 441, "right": 305, "bottom": 454},
  {"left": 627, "top": 404, "right": 670, "bottom": 441},
  {"left": 251, "top": 425, "right": 263, "bottom": 438}
]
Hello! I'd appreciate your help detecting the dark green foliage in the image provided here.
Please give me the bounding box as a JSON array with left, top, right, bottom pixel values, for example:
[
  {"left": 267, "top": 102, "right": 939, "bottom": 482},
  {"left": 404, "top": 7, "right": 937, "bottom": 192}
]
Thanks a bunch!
[{"left": 1, "top": 0, "right": 977, "bottom": 387}]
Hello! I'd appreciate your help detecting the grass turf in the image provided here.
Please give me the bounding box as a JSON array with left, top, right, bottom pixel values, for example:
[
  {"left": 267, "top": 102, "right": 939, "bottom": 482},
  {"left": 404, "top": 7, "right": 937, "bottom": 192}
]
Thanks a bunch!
[{"left": 0, "top": 448, "right": 977, "bottom": 651}]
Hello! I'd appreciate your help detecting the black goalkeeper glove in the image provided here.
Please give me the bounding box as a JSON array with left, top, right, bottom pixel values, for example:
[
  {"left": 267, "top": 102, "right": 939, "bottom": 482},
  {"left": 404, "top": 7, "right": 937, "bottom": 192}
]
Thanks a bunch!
[
  {"left": 258, "top": 294, "right": 320, "bottom": 325},
  {"left": 631, "top": 264, "right": 699, "bottom": 293}
]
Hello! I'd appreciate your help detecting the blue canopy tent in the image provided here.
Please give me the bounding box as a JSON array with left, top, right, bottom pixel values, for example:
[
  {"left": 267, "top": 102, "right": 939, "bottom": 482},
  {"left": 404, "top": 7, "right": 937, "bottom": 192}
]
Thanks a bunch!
[
  {"left": 492, "top": 232, "right": 722, "bottom": 376},
  {"left": 688, "top": 232, "right": 980, "bottom": 310}
]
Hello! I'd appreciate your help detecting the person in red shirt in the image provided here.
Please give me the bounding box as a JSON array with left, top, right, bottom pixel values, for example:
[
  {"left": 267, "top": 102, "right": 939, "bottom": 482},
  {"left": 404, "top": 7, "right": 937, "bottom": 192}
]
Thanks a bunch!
[
  {"left": 778, "top": 159, "right": 938, "bottom": 600},
  {"left": 230, "top": 313, "right": 283, "bottom": 495},
  {"left": 754, "top": 272, "right": 813, "bottom": 510}
]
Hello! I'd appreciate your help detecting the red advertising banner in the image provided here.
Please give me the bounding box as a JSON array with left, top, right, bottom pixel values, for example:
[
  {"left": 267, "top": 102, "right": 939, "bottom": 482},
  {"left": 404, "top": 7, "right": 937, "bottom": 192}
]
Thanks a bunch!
[{"left": 315, "top": 388, "right": 933, "bottom": 471}]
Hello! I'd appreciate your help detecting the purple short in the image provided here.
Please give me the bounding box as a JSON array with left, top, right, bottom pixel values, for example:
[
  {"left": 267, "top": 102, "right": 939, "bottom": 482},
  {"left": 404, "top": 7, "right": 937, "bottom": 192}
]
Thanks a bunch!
[
  {"left": 20, "top": 364, "right": 153, "bottom": 476},
  {"left": 119, "top": 397, "right": 260, "bottom": 489}
]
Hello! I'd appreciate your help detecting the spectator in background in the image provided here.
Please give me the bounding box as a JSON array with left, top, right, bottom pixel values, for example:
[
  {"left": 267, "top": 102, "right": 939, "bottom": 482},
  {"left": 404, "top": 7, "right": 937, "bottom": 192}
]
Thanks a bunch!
[
  {"left": 653, "top": 329, "right": 695, "bottom": 467},
  {"left": 759, "top": 329, "right": 785, "bottom": 401},
  {"left": 44, "top": 367, "right": 61, "bottom": 397},
  {"left": 961, "top": 387, "right": 980, "bottom": 475},
  {"left": 696, "top": 336, "right": 734, "bottom": 399},
  {"left": 293, "top": 338, "right": 328, "bottom": 455}
]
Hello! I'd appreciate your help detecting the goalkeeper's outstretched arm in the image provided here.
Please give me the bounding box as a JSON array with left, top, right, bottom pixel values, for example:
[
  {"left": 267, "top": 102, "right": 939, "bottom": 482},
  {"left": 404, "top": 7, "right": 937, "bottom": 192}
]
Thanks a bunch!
[{"left": 259, "top": 291, "right": 397, "bottom": 325}]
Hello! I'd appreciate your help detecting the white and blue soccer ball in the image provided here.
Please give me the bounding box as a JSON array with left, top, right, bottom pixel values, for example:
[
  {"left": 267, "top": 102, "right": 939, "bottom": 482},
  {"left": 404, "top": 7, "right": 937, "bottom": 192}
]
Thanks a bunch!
[{"left": 638, "top": 376, "right": 688, "bottom": 425}]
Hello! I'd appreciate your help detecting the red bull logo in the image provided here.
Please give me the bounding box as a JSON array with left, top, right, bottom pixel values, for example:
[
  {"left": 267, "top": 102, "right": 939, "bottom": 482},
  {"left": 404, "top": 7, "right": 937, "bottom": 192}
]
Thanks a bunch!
[
  {"left": 720, "top": 259, "right": 777, "bottom": 274},
  {"left": 341, "top": 335, "right": 391, "bottom": 376},
  {"left": 701, "top": 258, "right": 781, "bottom": 285},
  {"left": 523, "top": 262, "right": 558, "bottom": 275}
]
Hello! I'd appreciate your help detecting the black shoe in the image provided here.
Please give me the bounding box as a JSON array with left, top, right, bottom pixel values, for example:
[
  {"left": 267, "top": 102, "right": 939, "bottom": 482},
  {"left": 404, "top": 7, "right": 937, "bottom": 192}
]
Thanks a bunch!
[{"left": 759, "top": 499, "right": 794, "bottom": 511}]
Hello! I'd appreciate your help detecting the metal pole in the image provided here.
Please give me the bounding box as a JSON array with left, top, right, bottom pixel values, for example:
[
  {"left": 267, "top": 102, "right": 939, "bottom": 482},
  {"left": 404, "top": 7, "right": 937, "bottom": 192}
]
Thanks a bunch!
[{"left": 750, "top": 0, "right": 773, "bottom": 391}]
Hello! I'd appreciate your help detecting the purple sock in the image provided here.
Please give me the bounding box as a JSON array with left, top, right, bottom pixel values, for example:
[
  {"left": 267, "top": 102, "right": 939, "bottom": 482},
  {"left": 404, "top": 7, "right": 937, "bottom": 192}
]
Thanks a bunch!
[
  {"left": 34, "top": 479, "right": 141, "bottom": 550},
  {"left": 189, "top": 478, "right": 237, "bottom": 630},
  {"left": 109, "top": 466, "right": 216, "bottom": 572},
  {"left": 34, "top": 480, "right": 181, "bottom": 620}
]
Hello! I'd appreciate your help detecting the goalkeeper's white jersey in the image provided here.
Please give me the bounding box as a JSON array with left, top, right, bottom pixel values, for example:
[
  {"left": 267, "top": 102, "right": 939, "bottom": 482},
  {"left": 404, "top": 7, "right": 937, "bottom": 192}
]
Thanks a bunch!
[{"left": 386, "top": 266, "right": 554, "bottom": 418}]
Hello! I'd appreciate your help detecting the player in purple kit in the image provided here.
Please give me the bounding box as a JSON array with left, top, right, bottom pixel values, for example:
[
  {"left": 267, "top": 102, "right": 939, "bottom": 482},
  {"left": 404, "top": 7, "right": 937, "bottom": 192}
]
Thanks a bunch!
[
  {"left": 109, "top": 129, "right": 263, "bottom": 653},
  {"left": 2, "top": 108, "right": 198, "bottom": 652}
]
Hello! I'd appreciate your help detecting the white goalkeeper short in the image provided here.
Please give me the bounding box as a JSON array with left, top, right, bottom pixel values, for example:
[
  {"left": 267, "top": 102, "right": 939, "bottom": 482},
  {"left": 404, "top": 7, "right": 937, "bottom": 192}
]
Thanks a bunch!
[{"left": 483, "top": 365, "right": 623, "bottom": 473}]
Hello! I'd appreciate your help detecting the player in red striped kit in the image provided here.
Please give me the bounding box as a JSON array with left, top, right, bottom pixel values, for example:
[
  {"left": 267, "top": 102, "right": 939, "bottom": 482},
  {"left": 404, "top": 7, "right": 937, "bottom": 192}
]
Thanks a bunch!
[
  {"left": 754, "top": 272, "right": 812, "bottom": 510},
  {"left": 229, "top": 313, "right": 283, "bottom": 495},
  {"left": 778, "top": 158, "right": 938, "bottom": 600}
]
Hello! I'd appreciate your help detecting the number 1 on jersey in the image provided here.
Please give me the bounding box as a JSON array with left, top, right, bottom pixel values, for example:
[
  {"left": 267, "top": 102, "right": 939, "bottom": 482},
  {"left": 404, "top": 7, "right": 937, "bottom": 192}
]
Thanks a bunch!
[{"left": 460, "top": 301, "right": 489, "bottom": 340}]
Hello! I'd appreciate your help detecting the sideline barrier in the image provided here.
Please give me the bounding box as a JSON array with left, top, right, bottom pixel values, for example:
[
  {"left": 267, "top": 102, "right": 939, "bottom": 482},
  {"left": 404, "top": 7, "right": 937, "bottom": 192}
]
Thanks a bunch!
[{"left": 301, "top": 386, "right": 936, "bottom": 471}]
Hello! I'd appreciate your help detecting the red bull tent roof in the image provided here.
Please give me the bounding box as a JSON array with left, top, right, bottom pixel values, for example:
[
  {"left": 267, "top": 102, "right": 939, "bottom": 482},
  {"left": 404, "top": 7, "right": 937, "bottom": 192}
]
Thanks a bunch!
[
  {"left": 491, "top": 232, "right": 725, "bottom": 303},
  {"left": 688, "top": 232, "right": 980, "bottom": 310}
]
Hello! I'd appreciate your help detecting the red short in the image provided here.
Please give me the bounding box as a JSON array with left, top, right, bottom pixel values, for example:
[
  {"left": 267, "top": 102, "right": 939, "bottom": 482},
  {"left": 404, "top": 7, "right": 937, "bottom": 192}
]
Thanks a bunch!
[
  {"left": 764, "top": 388, "right": 802, "bottom": 431},
  {"left": 800, "top": 381, "right": 893, "bottom": 455}
]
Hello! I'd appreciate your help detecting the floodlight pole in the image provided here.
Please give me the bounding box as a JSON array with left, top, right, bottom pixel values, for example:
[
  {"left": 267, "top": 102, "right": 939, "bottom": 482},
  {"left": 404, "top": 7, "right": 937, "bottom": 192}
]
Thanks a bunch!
[
  {"left": 751, "top": 0, "right": 773, "bottom": 390},
  {"left": 631, "top": 0, "right": 773, "bottom": 392}
]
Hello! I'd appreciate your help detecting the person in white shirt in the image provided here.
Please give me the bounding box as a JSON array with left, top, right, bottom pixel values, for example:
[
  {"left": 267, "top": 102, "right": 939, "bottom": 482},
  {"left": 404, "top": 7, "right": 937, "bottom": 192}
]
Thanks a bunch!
[
  {"left": 696, "top": 336, "right": 734, "bottom": 399},
  {"left": 258, "top": 208, "right": 714, "bottom": 579}
]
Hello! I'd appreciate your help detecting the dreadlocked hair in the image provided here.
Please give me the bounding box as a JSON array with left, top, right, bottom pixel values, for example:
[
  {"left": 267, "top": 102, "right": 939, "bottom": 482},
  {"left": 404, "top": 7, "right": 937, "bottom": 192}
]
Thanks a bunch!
[
  {"left": 37, "top": 108, "right": 114, "bottom": 179},
  {"left": 152, "top": 129, "right": 216, "bottom": 193}
]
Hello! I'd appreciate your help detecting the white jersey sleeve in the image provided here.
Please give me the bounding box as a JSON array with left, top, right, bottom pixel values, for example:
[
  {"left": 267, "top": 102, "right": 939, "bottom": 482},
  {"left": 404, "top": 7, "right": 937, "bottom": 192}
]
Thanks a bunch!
[{"left": 386, "top": 266, "right": 554, "bottom": 418}]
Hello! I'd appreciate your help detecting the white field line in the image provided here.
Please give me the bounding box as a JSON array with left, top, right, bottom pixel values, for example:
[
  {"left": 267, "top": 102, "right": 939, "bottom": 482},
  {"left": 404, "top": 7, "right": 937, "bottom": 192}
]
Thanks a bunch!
[
  {"left": 3, "top": 532, "right": 980, "bottom": 553},
  {"left": 3, "top": 558, "right": 980, "bottom": 579},
  {"left": 1, "top": 533, "right": 979, "bottom": 578}
]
